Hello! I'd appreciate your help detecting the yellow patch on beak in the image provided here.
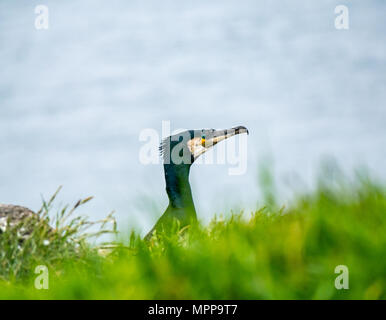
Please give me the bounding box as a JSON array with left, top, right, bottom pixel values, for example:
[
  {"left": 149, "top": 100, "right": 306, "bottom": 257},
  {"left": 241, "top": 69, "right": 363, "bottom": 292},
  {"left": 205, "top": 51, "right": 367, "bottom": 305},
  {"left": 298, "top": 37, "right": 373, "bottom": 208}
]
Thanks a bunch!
[{"left": 201, "top": 137, "right": 206, "bottom": 147}]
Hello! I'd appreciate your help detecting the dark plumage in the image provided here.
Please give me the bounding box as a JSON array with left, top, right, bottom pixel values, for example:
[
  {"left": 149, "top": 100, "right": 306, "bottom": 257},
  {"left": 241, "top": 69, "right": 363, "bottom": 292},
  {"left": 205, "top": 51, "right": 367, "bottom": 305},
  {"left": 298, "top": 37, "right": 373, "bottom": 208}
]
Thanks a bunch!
[{"left": 145, "top": 126, "right": 248, "bottom": 239}]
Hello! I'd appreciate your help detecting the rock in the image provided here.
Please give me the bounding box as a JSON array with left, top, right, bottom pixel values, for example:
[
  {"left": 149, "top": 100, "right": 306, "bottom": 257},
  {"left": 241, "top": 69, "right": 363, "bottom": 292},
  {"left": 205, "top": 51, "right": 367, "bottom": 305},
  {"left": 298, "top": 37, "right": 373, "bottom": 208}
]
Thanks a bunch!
[{"left": 0, "top": 204, "right": 42, "bottom": 238}]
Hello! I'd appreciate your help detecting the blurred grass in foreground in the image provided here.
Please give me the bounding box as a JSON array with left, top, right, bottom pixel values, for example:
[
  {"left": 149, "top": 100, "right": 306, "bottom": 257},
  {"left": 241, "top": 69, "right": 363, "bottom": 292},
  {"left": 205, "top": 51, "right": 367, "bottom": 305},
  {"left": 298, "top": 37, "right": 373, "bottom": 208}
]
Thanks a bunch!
[{"left": 0, "top": 172, "right": 385, "bottom": 299}]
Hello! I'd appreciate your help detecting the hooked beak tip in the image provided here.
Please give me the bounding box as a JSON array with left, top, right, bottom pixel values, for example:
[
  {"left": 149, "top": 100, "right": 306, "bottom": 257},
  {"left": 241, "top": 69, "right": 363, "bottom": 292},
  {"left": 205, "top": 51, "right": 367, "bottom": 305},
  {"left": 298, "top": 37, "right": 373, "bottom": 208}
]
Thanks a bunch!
[{"left": 233, "top": 126, "right": 249, "bottom": 135}]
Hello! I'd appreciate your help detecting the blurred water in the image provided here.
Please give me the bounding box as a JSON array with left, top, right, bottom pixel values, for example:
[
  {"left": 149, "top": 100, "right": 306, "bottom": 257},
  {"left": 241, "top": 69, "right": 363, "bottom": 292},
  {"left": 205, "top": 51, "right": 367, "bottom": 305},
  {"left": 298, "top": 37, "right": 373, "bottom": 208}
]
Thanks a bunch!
[{"left": 0, "top": 1, "right": 385, "bottom": 235}]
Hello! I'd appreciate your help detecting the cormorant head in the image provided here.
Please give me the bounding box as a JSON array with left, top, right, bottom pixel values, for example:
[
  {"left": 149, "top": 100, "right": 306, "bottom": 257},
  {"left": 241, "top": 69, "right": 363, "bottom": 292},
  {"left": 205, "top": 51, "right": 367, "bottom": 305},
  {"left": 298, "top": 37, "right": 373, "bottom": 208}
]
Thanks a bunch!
[{"left": 160, "top": 126, "right": 249, "bottom": 166}]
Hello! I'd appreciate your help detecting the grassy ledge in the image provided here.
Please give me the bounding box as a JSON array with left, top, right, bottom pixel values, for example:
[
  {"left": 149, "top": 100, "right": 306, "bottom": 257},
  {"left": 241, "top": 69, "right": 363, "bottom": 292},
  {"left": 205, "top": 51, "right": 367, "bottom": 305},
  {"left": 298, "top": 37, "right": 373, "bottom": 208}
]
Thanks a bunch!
[{"left": 0, "top": 175, "right": 385, "bottom": 299}]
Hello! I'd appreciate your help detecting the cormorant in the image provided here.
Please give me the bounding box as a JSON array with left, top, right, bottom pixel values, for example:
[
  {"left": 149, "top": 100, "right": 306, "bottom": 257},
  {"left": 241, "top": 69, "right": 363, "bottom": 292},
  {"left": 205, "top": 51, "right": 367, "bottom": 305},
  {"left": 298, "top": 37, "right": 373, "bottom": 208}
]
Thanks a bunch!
[
  {"left": 145, "top": 125, "right": 249, "bottom": 239},
  {"left": 1, "top": 125, "right": 248, "bottom": 241}
]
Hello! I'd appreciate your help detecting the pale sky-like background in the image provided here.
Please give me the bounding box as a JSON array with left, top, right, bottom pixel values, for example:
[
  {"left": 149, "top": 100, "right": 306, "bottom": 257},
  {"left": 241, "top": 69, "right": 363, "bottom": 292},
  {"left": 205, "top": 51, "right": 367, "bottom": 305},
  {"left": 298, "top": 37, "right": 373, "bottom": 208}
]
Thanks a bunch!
[{"left": 0, "top": 1, "right": 385, "bottom": 235}]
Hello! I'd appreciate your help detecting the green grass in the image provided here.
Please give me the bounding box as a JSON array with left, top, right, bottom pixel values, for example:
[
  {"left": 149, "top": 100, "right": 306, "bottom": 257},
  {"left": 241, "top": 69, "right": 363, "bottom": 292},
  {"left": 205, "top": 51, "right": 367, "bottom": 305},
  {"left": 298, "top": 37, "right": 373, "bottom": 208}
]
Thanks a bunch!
[{"left": 0, "top": 173, "right": 385, "bottom": 299}]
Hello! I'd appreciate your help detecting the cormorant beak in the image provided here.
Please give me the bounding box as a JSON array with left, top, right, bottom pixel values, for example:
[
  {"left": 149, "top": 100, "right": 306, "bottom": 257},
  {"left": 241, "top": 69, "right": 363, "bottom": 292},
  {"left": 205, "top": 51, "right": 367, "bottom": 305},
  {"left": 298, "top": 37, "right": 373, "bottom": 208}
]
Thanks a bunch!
[
  {"left": 188, "top": 126, "right": 249, "bottom": 161},
  {"left": 209, "top": 126, "right": 249, "bottom": 147}
]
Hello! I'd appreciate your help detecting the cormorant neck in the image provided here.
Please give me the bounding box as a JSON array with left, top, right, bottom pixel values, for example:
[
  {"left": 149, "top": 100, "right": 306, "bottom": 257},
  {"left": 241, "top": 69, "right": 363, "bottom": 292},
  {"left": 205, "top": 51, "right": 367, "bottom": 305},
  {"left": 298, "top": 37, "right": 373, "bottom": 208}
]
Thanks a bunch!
[{"left": 164, "top": 163, "right": 195, "bottom": 212}]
